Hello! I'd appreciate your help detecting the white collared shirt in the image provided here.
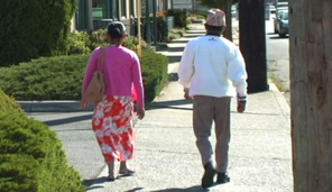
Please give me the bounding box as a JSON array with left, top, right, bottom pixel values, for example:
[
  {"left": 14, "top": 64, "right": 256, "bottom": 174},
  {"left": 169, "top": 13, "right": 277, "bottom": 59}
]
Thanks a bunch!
[{"left": 178, "top": 35, "right": 248, "bottom": 97}]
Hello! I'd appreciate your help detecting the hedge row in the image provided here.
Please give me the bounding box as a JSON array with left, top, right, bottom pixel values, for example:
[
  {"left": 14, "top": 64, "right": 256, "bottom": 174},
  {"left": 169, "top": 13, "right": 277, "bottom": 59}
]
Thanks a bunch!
[
  {"left": 0, "top": 91, "right": 84, "bottom": 192},
  {"left": 0, "top": 48, "right": 168, "bottom": 103},
  {"left": 0, "top": 0, "right": 76, "bottom": 67},
  {"left": 0, "top": 90, "right": 23, "bottom": 113}
]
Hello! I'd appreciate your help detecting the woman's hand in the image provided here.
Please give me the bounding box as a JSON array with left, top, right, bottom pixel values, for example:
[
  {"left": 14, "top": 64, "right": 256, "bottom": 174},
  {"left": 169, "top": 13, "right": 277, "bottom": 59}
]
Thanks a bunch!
[
  {"left": 80, "top": 99, "right": 89, "bottom": 109},
  {"left": 136, "top": 106, "right": 145, "bottom": 120}
]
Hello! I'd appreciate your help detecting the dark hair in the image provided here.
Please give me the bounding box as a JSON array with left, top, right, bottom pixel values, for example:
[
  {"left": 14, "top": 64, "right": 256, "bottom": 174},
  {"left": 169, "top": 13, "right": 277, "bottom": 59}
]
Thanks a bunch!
[
  {"left": 107, "top": 22, "right": 126, "bottom": 39},
  {"left": 204, "top": 24, "right": 224, "bottom": 34}
]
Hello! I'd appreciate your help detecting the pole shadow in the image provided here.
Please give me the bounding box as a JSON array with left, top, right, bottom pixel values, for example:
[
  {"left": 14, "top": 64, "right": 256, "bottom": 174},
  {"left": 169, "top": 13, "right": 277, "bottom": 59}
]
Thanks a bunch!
[
  {"left": 168, "top": 55, "right": 182, "bottom": 63},
  {"left": 42, "top": 114, "right": 92, "bottom": 126},
  {"left": 151, "top": 185, "right": 207, "bottom": 192}
]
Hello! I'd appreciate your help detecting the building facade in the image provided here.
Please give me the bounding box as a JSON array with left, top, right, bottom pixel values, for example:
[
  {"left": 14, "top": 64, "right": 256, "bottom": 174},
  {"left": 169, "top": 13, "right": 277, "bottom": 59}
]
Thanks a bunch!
[{"left": 76, "top": 0, "right": 138, "bottom": 35}]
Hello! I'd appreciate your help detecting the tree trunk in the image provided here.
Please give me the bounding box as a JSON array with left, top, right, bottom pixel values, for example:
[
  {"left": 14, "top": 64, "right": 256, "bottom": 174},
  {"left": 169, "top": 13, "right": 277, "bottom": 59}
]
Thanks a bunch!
[
  {"left": 290, "top": 0, "right": 332, "bottom": 192},
  {"left": 220, "top": 1, "right": 232, "bottom": 41},
  {"left": 239, "top": 0, "right": 268, "bottom": 93}
]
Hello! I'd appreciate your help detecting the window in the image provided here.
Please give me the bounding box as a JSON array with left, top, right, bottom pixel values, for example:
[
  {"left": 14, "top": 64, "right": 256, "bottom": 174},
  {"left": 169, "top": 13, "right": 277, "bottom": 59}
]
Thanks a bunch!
[
  {"left": 121, "top": 0, "right": 127, "bottom": 18},
  {"left": 92, "top": 0, "right": 106, "bottom": 19},
  {"left": 129, "top": 0, "right": 135, "bottom": 16}
]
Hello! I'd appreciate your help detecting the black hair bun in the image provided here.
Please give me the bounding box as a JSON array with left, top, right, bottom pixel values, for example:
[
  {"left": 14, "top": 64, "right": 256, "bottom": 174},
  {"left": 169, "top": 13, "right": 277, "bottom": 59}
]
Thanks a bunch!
[{"left": 107, "top": 21, "right": 126, "bottom": 39}]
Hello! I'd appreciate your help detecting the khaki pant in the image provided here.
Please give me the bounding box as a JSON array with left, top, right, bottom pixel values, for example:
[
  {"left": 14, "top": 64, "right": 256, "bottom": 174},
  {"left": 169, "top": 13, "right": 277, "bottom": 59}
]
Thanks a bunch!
[{"left": 193, "top": 96, "right": 231, "bottom": 173}]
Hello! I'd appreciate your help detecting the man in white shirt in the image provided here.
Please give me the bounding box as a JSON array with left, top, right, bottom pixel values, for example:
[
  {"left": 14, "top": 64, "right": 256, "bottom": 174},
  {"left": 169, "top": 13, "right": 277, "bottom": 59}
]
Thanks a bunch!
[{"left": 178, "top": 9, "right": 248, "bottom": 189}]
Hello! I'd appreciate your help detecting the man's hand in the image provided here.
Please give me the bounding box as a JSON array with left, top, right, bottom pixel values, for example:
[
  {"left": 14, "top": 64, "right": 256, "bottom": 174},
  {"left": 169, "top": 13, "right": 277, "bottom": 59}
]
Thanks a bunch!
[
  {"left": 237, "top": 101, "right": 246, "bottom": 113},
  {"left": 237, "top": 95, "right": 247, "bottom": 113},
  {"left": 136, "top": 106, "right": 145, "bottom": 120},
  {"left": 184, "top": 88, "right": 192, "bottom": 100}
]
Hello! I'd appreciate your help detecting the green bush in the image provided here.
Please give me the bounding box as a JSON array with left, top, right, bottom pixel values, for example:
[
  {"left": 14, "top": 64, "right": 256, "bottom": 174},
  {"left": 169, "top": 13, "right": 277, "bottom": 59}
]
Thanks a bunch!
[
  {"left": 0, "top": 0, "right": 76, "bottom": 66},
  {"left": 0, "top": 90, "right": 23, "bottom": 113},
  {"left": 0, "top": 49, "right": 168, "bottom": 103},
  {"left": 0, "top": 112, "right": 84, "bottom": 192},
  {"left": 66, "top": 32, "right": 92, "bottom": 55},
  {"left": 168, "top": 28, "right": 186, "bottom": 41},
  {"left": 142, "top": 48, "right": 169, "bottom": 102},
  {"left": 0, "top": 55, "right": 89, "bottom": 100},
  {"left": 168, "top": 9, "right": 189, "bottom": 28}
]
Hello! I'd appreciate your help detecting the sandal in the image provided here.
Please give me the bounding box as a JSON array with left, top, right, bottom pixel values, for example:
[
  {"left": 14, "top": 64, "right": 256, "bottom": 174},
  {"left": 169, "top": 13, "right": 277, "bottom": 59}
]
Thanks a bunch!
[
  {"left": 107, "top": 176, "right": 116, "bottom": 182},
  {"left": 119, "top": 169, "right": 135, "bottom": 176}
]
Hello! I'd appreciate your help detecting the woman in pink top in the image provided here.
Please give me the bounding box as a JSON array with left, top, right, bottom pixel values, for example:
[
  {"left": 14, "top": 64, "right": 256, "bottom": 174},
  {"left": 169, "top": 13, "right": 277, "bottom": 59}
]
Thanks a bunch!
[{"left": 81, "top": 22, "right": 145, "bottom": 181}]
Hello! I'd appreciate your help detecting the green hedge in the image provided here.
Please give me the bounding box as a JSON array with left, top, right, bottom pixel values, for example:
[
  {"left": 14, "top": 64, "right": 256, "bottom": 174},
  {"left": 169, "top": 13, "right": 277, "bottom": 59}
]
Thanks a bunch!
[
  {"left": 0, "top": 49, "right": 168, "bottom": 103},
  {"left": 167, "top": 9, "right": 189, "bottom": 28},
  {"left": 0, "top": 55, "right": 89, "bottom": 100},
  {"left": 0, "top": 112, "right": 84, "bottom": 192},
  {"left": 66, "top": 30, "right": 148, "bottom": 55},
  {"left": 142, "top": 49, "right": 169, "bottom": 102},
  {"left": 0, "top": 0, "right": 76, "bottom": 67},
  {"left": 0, "top": 90, "right": 23, "bottom": 113},
  {"left": 0, "top": 91, "right": 83, "bottom": 191}
]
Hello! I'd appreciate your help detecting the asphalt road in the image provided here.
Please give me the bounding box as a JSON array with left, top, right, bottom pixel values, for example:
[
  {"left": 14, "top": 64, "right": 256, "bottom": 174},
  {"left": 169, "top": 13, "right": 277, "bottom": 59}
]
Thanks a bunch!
[
  {"left": 266, "top": 15, "right": 290, "bottom": 92},
  {"left": 29, "top": 112, "right": 105, "bottom": 180}
]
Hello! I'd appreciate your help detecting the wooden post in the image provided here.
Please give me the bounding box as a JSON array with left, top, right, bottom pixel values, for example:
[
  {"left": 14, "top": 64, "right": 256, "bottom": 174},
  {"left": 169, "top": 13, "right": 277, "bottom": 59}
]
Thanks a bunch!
[
  {"left": 137, "top": 0, "right": 142, "bottom": 57},
  {"left": 290, "top": 1, "right": 332, "bottom": 192},
  {"left": 239, "top": 0, "right": 268, "bottom": 93}
]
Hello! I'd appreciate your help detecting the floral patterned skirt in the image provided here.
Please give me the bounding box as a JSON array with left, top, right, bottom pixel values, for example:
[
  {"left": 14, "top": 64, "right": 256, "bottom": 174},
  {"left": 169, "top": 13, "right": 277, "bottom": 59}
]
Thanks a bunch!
[{"left": 92, "top": 96, "right": 135, "bottom": 162}]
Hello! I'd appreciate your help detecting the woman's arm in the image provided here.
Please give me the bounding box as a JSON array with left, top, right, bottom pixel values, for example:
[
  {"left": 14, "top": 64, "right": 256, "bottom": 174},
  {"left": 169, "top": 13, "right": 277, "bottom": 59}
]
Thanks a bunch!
[
  {"left": 131, "top": 53, "right": 145, "bottom": 108},
  {"left": 82, "top": 48, "right": 101, "bottom": 98}
]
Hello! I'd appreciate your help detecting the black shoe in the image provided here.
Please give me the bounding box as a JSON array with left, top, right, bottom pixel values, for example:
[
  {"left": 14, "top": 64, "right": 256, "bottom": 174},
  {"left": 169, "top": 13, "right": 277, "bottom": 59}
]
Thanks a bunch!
[
  {"left": 201, "top": 162, "right": 216, "bottom": 189},
  {"left": 216, "top": 172, "right": 230, "bottom": 184}
]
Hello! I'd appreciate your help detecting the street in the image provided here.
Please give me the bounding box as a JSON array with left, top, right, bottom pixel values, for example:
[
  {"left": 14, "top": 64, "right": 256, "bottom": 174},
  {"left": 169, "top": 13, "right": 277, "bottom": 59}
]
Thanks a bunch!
[{"left": 265, "top": 15, "right": 290, "bottom": 102}]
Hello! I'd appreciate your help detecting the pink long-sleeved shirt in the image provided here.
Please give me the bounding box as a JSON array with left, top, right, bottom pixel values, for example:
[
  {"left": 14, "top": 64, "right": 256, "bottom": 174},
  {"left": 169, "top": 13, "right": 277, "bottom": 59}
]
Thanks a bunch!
[{"left": 82, "top": 46, "right": 145, "bottom": 108}]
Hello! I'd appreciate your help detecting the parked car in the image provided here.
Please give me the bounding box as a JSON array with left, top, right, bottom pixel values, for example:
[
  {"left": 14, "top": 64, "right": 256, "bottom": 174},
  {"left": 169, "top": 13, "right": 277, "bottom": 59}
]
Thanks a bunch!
[{"left": 274, "top": 10, "right": 289, "bottom": 37}]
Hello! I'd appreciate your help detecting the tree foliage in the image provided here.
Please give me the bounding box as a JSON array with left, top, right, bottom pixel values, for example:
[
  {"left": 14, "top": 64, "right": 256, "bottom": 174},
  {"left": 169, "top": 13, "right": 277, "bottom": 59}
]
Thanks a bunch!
[{"left": 0, "top": 0, "right": 76, "bottom": 66}]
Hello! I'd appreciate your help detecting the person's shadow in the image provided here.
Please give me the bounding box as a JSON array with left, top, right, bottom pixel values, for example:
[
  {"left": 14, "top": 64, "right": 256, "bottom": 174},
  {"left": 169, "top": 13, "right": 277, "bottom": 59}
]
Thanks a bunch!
[
  {"left": 151, "top": 185, "right": 208, "bottom": 192},
  {"left": 83, "top": 177, "right": 109, "bottom": 191}
]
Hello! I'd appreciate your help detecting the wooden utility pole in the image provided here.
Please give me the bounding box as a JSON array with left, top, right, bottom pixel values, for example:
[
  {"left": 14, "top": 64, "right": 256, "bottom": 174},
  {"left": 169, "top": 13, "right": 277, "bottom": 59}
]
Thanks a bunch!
[
  {"left": 239, "top": 0, "right": 268, "bottom": 93},
  {"left": 290, "top": 1, "right": 332, "bottom": 192},
  {"left": 137, "top": 0, "right": 142, "bottom": 57}
]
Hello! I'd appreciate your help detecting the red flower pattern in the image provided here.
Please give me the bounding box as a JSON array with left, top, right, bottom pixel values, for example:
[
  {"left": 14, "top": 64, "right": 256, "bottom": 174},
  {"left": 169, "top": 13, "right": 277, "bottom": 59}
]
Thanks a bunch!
[{"left": 92, "top": 96, "right": 135, "bottom": 162}]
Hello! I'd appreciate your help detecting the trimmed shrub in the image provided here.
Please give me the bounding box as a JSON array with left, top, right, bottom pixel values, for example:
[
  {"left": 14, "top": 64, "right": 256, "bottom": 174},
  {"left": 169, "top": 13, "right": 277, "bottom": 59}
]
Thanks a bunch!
[
  {"left": 142, "top": 48, "right": 169, "bottom": 102},
  {"left": 67, "top": 29, "right": 148, "bottom": 55},
  {"left": 0, "top": 90, "right": 23, "bottom": 113},
  {"left": 168, "top": 28, "right": 186, "bottom": 41},
  {"left": 0, "top": 112, "right": 84, "bottom": 192},
  {"left": 167, "top": 9, "right": 189, "bottom": 28},
  {"left": 0, "top": 0, "right": 76, "bottom": 66},
  {"left": 67, "top": 32, "right": 92, "bottom": 55},
  {"left": 0, "top": 55, "right": 89, "bottom": 100},
  {"left": 0, "top": 49, "right": 168, "bottom": 103}
]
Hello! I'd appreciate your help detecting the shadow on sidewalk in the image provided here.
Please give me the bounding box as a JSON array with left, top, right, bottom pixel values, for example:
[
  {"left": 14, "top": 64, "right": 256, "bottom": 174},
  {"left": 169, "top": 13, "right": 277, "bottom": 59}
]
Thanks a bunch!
[
  {"left": 168, "top": 40, "right": 190, "bottom": 44},
  {"left": 42, "top": 113, "right": 92, "bottom": 126},
  {"left": 83, "top": 177, "right": 109, "bottom": 191},
  {"left": 168, "top": 55, "right": 182, "bottom": 63},
  {"left": 148, "top": 99, "right": 193, "bottom": 111},
  {"left": 152, "top": 185, "right": 207, "bottom": 192},
  {"left": 168, "top": 73, "right": 179, "bottom": 82},
  {"left": 167, "top": 46, "right": 185, "bottom": 52}
]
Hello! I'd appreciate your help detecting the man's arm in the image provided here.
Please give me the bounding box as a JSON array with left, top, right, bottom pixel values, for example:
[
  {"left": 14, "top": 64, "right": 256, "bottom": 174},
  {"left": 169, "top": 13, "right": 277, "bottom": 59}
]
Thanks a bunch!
[
  {"left": 178, "top": 41, "right": 195, "bottom": 98},
  {"left": 228, "top": 46, "right": 248, "bottom": 112}
]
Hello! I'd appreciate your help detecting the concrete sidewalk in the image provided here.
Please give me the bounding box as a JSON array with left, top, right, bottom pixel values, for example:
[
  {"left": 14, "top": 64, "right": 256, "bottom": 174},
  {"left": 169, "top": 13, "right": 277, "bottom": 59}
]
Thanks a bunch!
[{"left": 85, "top": 24, "right": 293, "bottom": 192}]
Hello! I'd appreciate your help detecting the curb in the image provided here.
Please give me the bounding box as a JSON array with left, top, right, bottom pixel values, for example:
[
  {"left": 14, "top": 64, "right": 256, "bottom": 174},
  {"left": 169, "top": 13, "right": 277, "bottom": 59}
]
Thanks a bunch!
[
  {"left": 268, "top": 81, "right": 290, "bottom": 117},
  {"left": 18, "top": 101, "right": 94, "bottom": 112}
]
